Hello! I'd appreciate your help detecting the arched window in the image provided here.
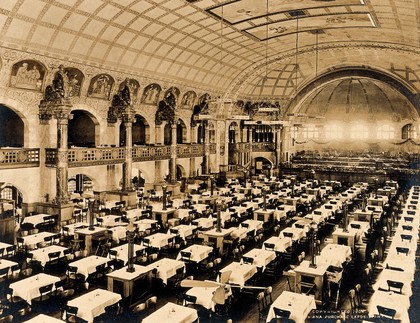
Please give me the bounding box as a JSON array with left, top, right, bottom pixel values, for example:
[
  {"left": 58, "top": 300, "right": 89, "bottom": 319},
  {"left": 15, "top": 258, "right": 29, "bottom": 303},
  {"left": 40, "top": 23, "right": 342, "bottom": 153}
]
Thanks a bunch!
[
  {"left": 324, "top": 124, "right": 343, "bottom": 139},
  {"left": 377, "top": 124, "right": 395, "bottom": 140},
  {"left": 350, "top": 124, "right": 368, "bottom": 139},
  {"left": 302, "top": 124, "right": 319, "bottom": 139},
  {"left": 402, "top": 124, "right": 417, "bottom": 140}
]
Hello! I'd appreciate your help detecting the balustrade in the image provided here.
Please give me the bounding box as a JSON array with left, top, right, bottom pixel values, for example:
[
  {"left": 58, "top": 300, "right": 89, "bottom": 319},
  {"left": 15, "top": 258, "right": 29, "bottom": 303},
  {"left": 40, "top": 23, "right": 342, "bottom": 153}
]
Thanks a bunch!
[{"left": 0, "top": 148, "right": 39, "bottom": 168}]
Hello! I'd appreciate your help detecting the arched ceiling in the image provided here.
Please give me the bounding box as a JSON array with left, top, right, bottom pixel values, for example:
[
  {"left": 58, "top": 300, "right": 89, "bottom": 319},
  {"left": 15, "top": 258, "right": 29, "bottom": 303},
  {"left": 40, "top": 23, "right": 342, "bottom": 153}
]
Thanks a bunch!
[{"left": 0, "top": 0, "right": 418, "bottom": 100}]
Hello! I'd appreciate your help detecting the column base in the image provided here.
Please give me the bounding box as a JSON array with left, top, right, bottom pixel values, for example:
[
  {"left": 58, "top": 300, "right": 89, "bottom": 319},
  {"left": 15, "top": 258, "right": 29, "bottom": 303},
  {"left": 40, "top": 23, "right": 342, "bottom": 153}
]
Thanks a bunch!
[
  {"left": 36, "top": 202, "right": 75, "bottom": 224},
  {"left": 106, "top": 190, "right": 138, "bottom": 208}
]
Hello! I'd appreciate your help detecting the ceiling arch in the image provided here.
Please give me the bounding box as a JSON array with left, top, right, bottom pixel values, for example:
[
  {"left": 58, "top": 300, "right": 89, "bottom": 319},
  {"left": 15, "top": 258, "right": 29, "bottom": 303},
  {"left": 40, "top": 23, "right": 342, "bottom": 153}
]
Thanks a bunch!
[{"left": 0, "top": 0, "right": 418, "bottom": 102}]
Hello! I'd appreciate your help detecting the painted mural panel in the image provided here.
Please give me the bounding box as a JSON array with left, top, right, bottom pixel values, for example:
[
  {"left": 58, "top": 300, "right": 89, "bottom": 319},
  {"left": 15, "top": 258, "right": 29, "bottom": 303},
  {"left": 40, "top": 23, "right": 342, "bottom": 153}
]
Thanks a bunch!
[
  {"left": 119, "top": 78, "right": 140, "bottom": 102},
  {"left": 63, "top": 67, "right": 84, "bottom": 97},
  {"left": 10, "top": 60, "right": 46, "bottom": 91},
  {"left": 141, "top": 83, "right": 161, "bottom": 105},
  {"left": 87, "top": 74, "right": 114, "bottom": 100},
  {"left": 181, "top": 91, "right": 197, "bottom": 108}
]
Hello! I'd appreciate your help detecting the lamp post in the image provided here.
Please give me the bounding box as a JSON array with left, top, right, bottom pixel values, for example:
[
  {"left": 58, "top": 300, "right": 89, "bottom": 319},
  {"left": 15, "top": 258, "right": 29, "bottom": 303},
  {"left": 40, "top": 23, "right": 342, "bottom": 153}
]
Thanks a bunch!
[
  {"left": 309, "top": 221, "right": 318, "bottom": 268},
  {"left": 263, "top": 187, "right": 267, "bottom": 211},
  {"left": 210, "top": 175, "right": 215, "bottom": 196},
  {"left": 162, "top": 182, "right": 167, "bottom": 211},
  {"left": 342, "top": 202, "right": 348, "bottom": 232},
  {"left": 82, "top": 191, "right": 95, "bottom": 231},
  {"left": 216, "top": 198, "right": 222, "bottom": 233},
  {"left": 126, "top": 220, "right": 135, "bottom": 273},
  {"left": 244, "top": 170, "right": 248, "bottom": 186}
]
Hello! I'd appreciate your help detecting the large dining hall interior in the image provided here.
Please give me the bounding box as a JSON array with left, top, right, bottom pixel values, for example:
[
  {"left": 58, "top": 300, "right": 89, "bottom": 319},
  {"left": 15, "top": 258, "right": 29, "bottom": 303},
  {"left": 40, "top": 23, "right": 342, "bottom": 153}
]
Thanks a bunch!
[{"left": 0, "top": 0, "right": 419, "bottom": 322}]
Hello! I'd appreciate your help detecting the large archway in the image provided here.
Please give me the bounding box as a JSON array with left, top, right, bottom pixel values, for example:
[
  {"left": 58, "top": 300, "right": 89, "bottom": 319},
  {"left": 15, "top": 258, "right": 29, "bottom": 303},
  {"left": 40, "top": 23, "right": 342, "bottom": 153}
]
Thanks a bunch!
[
  {"left": 68, "top": 110, "right": 98, "bottom": 147},
  {"left": 68, "top": 174, "right": 95, "bottom": 199},
  {"left": 0, "top": 182, "right": 23, "bottom": 209},
  {"left": 0, "top": 104, "right": 24, "bottom": 147},
  {"left": 133, "top": 114, "right": 150, "bottom": 145}
]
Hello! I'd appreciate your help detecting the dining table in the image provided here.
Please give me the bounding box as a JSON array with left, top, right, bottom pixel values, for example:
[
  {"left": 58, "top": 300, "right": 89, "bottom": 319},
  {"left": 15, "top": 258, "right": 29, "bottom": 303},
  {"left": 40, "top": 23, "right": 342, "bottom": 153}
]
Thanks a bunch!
[
  {"left": 67, "top": 288, "right": 122, "bottom": 323},
  {"left": 243, "top": 248, "right": 276, "bottom": 270},
  {"left": 142, "top": 302, "right": 198, "bottom": 323},
  {"left": 110, "top": 243, "right": 146, "bottom": 264},
  {"left": 147, "top": 258, "right": 185, "bottom": 284},
  {"left": 9, "top": 273, "right": 60, "bottom": 305},
  {"left": 30, "top": 245, "right": 68, "bottom": 266},
  {"left": 176, "top": 244, "right": 213, "bottom": 263},
  {"left": 266, "top": 291, "right": 316, "bottom": 323},
  {"left": 219, "top": 261, "right": 257, "bottom": 287},
  {"left": 69, "top": 255, "right": 109, "bottom": 279}
]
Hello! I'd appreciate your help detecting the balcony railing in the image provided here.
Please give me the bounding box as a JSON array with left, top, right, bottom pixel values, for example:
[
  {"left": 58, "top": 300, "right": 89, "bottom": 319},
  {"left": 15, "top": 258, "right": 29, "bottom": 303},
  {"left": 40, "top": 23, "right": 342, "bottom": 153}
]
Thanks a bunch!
[
  {"left": 252, "top": 142, "right": 275, "bottom": 152},
  {"left": 0, "top": 148, "right": 40, "bottom": 169},
  {"left": 46, "top": 143, "right": 210, "bottom": 167}
]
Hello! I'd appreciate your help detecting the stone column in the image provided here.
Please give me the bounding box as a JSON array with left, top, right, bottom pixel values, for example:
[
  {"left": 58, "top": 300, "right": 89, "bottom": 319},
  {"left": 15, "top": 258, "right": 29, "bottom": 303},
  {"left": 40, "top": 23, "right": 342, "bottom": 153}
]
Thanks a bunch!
[
  {"left": 275, "top": 126, "right": 282, "bottom": 166},
  {"left": 169, "top": 121, "right": 177, "bottom": 183},
  {"left": 248, "top": 126, "right": 253, "bottom": 171},
  {"left": 122, "top": 114, "right": 135, "bottom": 192},
  {"left": 203, "top": 121, "right": 210, "bottom": 174},
  {"left": 55, "top": 110, "right": 71, "bottom": 205}
]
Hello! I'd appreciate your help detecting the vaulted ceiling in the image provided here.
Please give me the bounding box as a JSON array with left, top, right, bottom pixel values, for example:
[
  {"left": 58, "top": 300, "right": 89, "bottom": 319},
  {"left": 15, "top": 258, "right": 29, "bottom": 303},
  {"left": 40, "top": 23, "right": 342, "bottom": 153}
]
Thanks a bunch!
[{"left": 0, "top": 0, "right": 419, "bottom": 101}]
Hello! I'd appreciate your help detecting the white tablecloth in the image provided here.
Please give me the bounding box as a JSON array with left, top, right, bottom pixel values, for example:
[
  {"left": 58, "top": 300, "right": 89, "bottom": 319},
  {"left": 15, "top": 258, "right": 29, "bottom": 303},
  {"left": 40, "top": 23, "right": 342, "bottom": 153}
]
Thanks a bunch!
[
  {"left": 264, "top": 236, "right": 292, "bottom": 253},
  {"left": 24, "top": 314, "right": 64, "bottom": 322},
  {"left": 98, "top": 215, "right": 121, "bottom": 227},
  {"left": 22, "top": 232, "right": 56, "bottom": 247},
  {"left": 219, "top": 262, "right": 257, "bottom": 287},
  {"left": 134, "top": 219, "right": 157, "bottom": 232},
  {"left": 192, "top": 217, "right": 214, "bottom": 230},
  {"left": 30, "top": 245, "right": 68, "bottom": 266},
  {"left": 279, "top": 227, "right": 305, "bottom": 241},
  {"left": 125, "top": 209, "right": 142, "bottom": 221},
  {"left": 368, "top": 290, "right": 410, "bottom": 323},
  {"left": 143, "top": 302, "right": 197, "bottom": 323},
  {"left": 372, "top": 269, "right": 413, "bottom": 297},
  {"left": 185, "top": 284, "right": 232, "bottom": 311},
  {"left": 0, "top": 259, "right": 18, "bottom": 277},
  {"left": 147, "top": 258, "right": 185, "bottom": 284},
  {"left": 176, "top": 245, "right": 213, "bottom": 263},
  {"left": 22, "top": 214, "right": 50, "bottom": 226},
  {"left": 170, "top": 224, "right": 197, "bottom": 240},
  {"left": 67, "top": 288, "right": 121, "bottom": 323},
  {"left": 63, "top": 222, "right": 89, "bottom": 235},
  {"left": 9, "top": 273, "right": 60, "bottom": 305},
  {"left": 69, "top": 256, "right": 109, "bottom": 279},
  {"left": 110, "top": 243, "right": 146, "bottom": 264},
  {"left": 318, "top": 244, "right": 352, "bottom": 268},
  {"left": 175, "top": 209, "right": 191, "bottom": 220},
  {"left": 266, "top": 291, "right": 316, "bottom": 323},
  {"left": 243, "top": 248, "right": 276, "bottom": 270},
  {"left": 108, "top": 225, "right": 128, "bottom": 243},
  {"left": 144, "top": 233, "right": 174, "bottom": 249}
]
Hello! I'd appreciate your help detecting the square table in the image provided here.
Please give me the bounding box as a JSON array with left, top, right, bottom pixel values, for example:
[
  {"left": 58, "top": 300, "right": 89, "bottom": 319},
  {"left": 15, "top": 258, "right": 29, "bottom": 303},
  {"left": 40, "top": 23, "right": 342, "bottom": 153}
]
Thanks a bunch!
[
  {"left": 318, "top": 244, "right": 352, "bottom": 268},
  {"left": 22, "top": 213, "right": 50, "bottom": 226},
  {"left": 24, "top": 314, "right": 64, "bottom": 322},
  {"left": 242, "top": 219, "right": 264, "bottom": 233},
  {"left": 201, "top": 228, "right": 235, "bottom": 256},
  {"left": 147, "top": 258, "right": 185, "bottom": 284},
  {"left": 192, "top": 217, "right": 214, "bottom": 230},
  {"left": 69, "top": 255, "right": 109, "bottom": 279},
  {"left": 0, "top": 242, "right": 12, "bottom": 256},
  {"left": 144, "top": 232, "right": 174, "bottom": 249},
  {"left": 108, "top": 225, "right": 128, "bottom": 243},
  {"left": 0, "top": 259, "right": 18, "bottom": 277},
  {"left": 279, "top": 227, "right": 305, "bottom": 241},
  {"left": 9, "top": 273, "right": 60, "bottom": 305},
  {"left": 219, "top": 262, "right": 257, "bottom": 287},
  {"left": 191, "top": 203, "right": 209, "bottom": 214},
  {"left": 332, "top": 228, "right": 358, "bottom": 253},
  {"left": 170, "top": 224, "right": 197, "bottom": 240},
  {"left": 263, "top": 236, "right": 292, "bottom": 253},
  {"left": 253, "top": 209, "right": 274, "bottom": 223},
  {"left": 230, "top": 226, "right": 248, "bottom": 240},
  {"left": 293, "top": 261, "right": 329, "bottom": 305},
  {"left": 107, "top": 264, "right": 152, "bottom": 298},
  {"left": 110, "top": 243, "right": 146, "bottom": 265},
  {"left": 266, "top": 291, "right": 316, "bottom": 323},
  {"left": 185, "top": 284, "right": 232, "bottom": 311},
  {"left": 63, "top": 222, "right": 88, "bottom": 235},
  {"left": 30, "top": 245, "right": 68, "bottom": 266},
  {"left": 152, "top": 207, "right": 176, "bottom": 224},
  {"left": 22, "top": 232, "right": 56, "bottom": 248},
  {"left": 372, "top": 268, "right": 413, "bottom": 297},
  {"left": 176, "top": 244, "right": 213, "bottom": 263},
  {"left": 97, "top": 215, "right": 121, "bottom": 227},
  {"left": 67, "top": 288, "right": 122, "bottom": 323},
  {"left": 125, "top": 209, "right": 142, "bottom": 221},
  {"left": 142, "top": 302, "right": 198, "bottom": 323},
  {"left": 175, "top": 209, "right": 191, "bottom": 220},
  {"left": 230, "top": 206, "right": 247, "bottom": 217},
  {"left": 74, "top": 227, "right": 108, "bottom": 255},
  {"left": 243, "top": 248, "right": 276, "bottom": 270},
  {"left": 368, "top": 290, "right": 410, "bottom": 323},
  {"left": 134, "top": 219, "right": 158, "bottom": 232}
]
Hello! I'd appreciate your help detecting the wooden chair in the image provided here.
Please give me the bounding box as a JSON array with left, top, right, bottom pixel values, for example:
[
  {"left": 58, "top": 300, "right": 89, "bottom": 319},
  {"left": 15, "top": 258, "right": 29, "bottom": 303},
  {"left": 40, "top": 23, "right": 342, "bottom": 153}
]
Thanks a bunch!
[
  {"left": 387, "top": 280, "right": 403, "bottom": 294},
  {"left": 273, "top": 307, "right": 291, "bottom": 319},
  {"left": 376, "top": 305, "right": 396, "bottom": 319}
]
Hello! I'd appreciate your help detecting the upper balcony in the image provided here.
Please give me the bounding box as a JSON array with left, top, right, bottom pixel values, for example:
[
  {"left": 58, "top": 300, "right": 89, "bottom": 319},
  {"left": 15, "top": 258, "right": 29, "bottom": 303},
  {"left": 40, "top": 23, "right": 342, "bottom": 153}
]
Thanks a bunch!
[
  {"left": 0, "top": 148, "right": 40, "bottom": 169},
  {"left": 45, "top": 143, "right": 211, "bottom": 168}
]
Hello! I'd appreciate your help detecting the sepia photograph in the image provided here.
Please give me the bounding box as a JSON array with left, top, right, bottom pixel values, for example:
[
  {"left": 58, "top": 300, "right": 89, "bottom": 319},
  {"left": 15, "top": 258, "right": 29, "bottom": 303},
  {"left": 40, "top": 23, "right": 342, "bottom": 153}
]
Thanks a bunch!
[{"left": 0, "top": 0, "right": 418, "bottom": 322}]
